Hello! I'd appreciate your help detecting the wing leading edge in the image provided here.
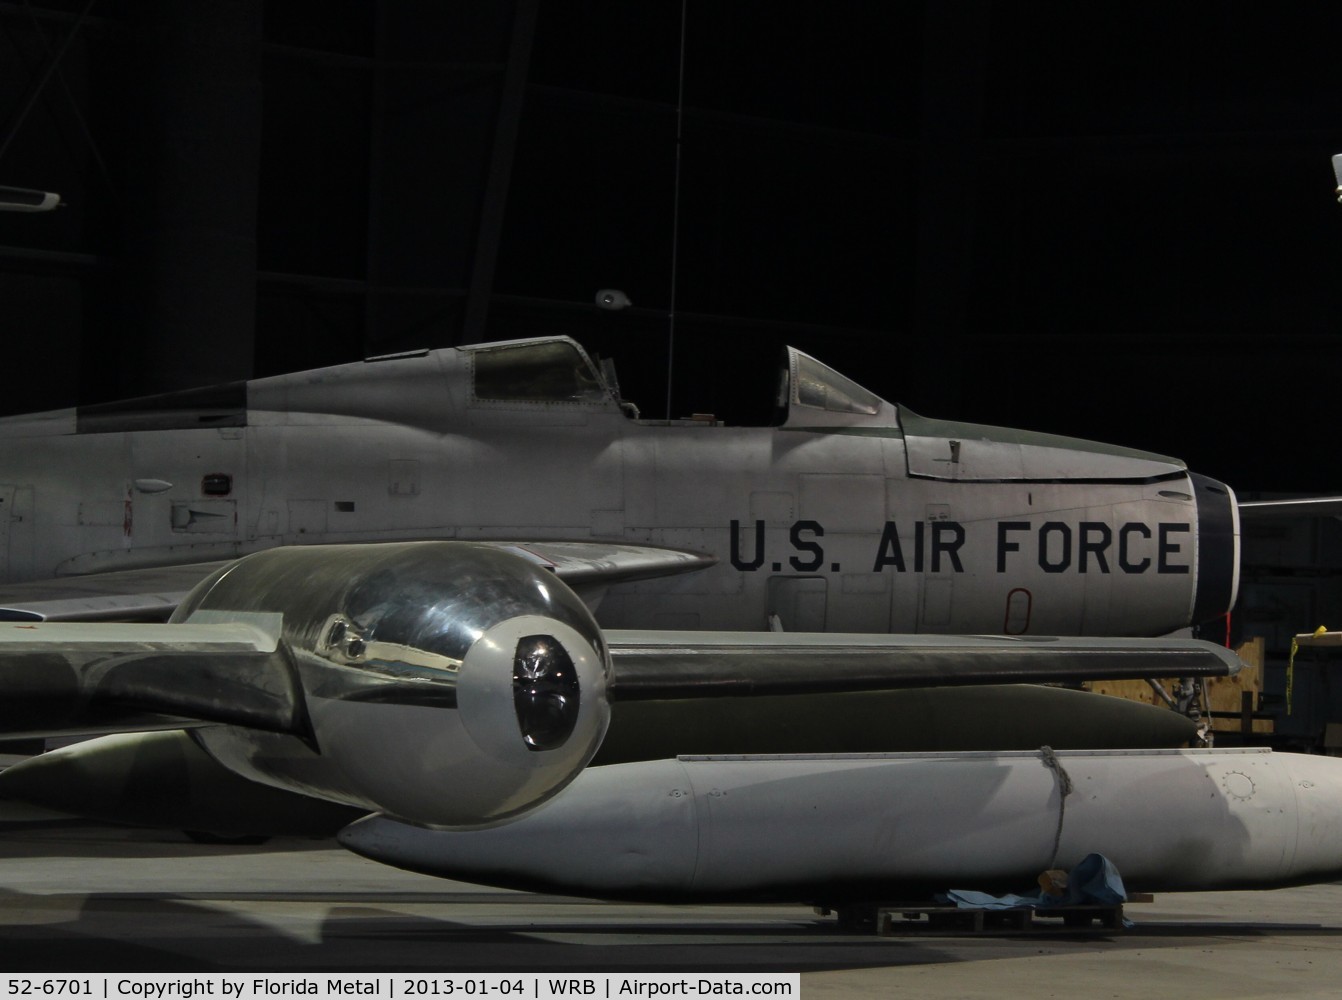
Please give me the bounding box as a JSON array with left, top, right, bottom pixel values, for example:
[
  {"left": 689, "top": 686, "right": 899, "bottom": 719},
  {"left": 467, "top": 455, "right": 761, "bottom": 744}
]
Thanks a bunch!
[{"left": 605, "top": 632, "right": 1241, "bottom": 700}]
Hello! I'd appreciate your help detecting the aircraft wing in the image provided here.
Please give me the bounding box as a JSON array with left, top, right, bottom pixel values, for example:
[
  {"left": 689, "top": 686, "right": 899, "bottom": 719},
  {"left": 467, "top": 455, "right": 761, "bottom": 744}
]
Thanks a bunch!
[
  {"left": 0, "top": 562, "right": 232, "bottom": 623},
  {"left": 604, "top": 631, "right": 1242, "bottom": 700},
  {"left": 0, "top": 615, "right": 306, "bottom": 739},
  {"left": 0, "top": 541, "right": 716, "bottom": 622},
  {"left": 0, "top": 619, "right": 1239, "bottom": 741},
  {"left": 493, "top": 541, "right": 715, "bottom": 586}
]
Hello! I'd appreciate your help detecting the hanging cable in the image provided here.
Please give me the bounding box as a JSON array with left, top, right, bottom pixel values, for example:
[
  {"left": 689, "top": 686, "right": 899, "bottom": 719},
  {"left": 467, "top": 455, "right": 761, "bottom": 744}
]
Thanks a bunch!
[{"left": 665, "top": 0, "right": 687, "bottom": 420}]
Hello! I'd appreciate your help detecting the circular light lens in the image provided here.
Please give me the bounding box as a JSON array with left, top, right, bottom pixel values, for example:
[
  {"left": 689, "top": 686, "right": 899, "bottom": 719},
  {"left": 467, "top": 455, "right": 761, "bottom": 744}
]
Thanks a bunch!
[{"left": 512, "top": 634, "right": 579, "bottom": 751}]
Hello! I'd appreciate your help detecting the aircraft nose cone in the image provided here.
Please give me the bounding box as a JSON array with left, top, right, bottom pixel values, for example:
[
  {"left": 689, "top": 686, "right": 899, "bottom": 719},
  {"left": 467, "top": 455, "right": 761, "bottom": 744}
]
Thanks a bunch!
[{"left": 1189, "top": 472, "right": 1240, "bottom": 624}]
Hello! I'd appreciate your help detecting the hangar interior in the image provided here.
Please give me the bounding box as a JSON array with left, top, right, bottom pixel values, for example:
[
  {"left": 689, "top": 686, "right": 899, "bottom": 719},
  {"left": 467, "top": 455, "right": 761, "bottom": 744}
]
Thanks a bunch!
[{"left": 4, "top": 1, "right": 1342, "bottom": 745}]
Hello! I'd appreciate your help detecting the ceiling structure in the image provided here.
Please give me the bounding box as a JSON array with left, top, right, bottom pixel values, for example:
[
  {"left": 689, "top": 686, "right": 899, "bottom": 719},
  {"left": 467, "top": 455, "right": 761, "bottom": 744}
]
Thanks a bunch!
[{"left": 3, "top": 1, "right": 1342, "bottom": 491}]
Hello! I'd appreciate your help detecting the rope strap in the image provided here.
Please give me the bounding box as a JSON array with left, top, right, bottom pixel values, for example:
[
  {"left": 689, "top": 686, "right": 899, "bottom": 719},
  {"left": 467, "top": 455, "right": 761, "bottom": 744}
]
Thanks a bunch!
[{"left": 1039, "top": 746, "right": 1073, "bottom": 870}]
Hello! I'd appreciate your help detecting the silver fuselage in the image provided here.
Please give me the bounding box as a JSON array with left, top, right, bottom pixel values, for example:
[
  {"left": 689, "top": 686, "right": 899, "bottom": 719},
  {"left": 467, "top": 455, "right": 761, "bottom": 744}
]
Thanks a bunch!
[{"left": 0, "top": 337, "right": 1239, "bottom": 636}]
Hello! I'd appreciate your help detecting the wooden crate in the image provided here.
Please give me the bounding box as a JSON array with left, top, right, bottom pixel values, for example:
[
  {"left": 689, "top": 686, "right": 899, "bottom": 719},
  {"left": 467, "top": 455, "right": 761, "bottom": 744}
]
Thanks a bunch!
[{"left": 1082, "top": 637, "right": 1272, "bottom": 735}]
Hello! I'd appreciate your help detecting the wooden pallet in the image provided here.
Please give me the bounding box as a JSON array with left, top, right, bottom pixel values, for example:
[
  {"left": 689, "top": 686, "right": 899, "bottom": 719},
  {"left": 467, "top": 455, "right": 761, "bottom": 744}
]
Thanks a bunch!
[{"left": 874, "top": 901, "right": 1132, "bottom": 935}]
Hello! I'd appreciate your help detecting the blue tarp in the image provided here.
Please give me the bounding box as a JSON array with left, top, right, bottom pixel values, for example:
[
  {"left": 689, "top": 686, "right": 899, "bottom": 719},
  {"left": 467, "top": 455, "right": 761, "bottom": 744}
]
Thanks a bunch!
[{"left": 938, "top": 853, "right": 1127, "bottom": 911}]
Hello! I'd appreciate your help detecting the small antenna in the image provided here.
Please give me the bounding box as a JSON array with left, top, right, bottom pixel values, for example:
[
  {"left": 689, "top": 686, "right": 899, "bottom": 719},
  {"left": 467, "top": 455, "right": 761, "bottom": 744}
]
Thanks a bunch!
[{"left": 665, "top": 0, "right": 688, "bottom": 420}]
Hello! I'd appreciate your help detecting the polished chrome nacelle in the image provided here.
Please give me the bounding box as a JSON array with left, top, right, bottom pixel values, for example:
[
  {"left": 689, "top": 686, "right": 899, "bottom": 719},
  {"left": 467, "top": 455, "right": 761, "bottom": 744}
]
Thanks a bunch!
[{"left": 173, "top": 542, "right": 610, "bottom": 828}]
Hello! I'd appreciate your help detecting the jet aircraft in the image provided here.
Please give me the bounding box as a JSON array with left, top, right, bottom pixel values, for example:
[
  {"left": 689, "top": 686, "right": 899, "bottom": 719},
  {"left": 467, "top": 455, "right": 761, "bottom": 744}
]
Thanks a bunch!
[
  {"left": 0, "top": 334, "right": 1240, "bottom": 639},
  {"left": 0, "top": 333, "right": 1247, "bottom": 767},
  {"left": 0, "top": 335, "right": 1328, "bottom": 907}
]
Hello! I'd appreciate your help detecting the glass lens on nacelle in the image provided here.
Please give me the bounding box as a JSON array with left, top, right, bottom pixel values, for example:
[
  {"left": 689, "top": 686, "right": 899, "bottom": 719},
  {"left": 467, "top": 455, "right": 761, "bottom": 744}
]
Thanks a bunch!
[{"left": 512, "top": 634, "right": 580, "bottom": 751}]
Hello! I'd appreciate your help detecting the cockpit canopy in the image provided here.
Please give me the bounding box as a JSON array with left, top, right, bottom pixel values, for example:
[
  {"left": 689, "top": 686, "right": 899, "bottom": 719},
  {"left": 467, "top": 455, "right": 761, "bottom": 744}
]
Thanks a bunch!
[
  {"left": 462, "top": 336, "right": 897, "bottom": 428},
  {"left": 80, "top": 335, "right": 899, "bottom": 436},
  {"left": 470, "top": 339, "right": 612, "bottom": 407},
  {"left": 783, "top": 348, "right": 885, "bottom": 420}
]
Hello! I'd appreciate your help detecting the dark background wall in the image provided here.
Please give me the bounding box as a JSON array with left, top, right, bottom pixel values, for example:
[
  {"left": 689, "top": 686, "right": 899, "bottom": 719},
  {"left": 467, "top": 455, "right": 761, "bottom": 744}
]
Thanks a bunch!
[{"left": 3, "top": 1, "right": 1342, "bottom": 494}]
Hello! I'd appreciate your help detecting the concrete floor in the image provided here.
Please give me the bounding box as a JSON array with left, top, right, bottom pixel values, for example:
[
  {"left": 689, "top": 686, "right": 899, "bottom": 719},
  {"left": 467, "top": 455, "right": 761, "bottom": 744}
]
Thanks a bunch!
[{"left": 2, "top": 816, "right": 1342, "bottom": 997}]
